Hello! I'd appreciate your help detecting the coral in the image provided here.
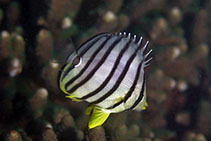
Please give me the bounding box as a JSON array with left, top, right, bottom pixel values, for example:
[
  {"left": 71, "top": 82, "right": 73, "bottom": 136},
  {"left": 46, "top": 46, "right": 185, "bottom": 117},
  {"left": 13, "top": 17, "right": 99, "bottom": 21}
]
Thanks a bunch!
[
  {"left": 5, "top": 130, "right": 22, "bottom": 141},
  {"left": 11, "top": 33, "right": 25, "bottom": 62},
  {"left": 29, "top": 88, "right": 48, "bottom": 118},
  {"left": 88, "top": 126, "right": 107, "bottom": 141},
  {"left": 0, "top": 31, "right": 11, "bottom": 61},
  {"left": 184, "top": 132, "right": 207, "bottom": 141},
  {"left": 168, "top": 7, "right": 182, "bottom": 26},
  {"left": 0, "top": 31, "right": 24, "bottom": 78},
  {"left": 105, "top": 0, "right": 122, "bottom": 14},
  {"left": 190, "top": 9, "right": 208, "bottom": 48},
  {"left": 0, "top": 0, "right": 210, "bottom": 140},
  {"left": 0, "top": 8, "right": 3, "bottom": 23},
  {"left": 149, "top": 17, "right": 168, "bottom": 40},
  {"left": 47, "top": 0, "right": 83, "bottom": 52},
  {"left": 128, "top": 124, "right": 140, "bottom": 140},
  {"left": 7, "top": 2, "right": 20, "bottom": 31},
  {"left": 114, "top": 124, "right": 128, "bottom": 141},
  {"left": 175, "top": 111, "right": 190, "bottom": 126},
  {"left": 7, "top": 57, "right": 22, "bottom": 77},
  {"left": 36, "top": 29, "right": 53, "bottom": 65},
  {"left": 41, "top": 59, "right": 60, "bottom": 91},
  {"left": 196, "top": 101, "right": 211, "bottom": 137},
  {"left": 42, "top": 127, "right": 57, "bottom": 141}
]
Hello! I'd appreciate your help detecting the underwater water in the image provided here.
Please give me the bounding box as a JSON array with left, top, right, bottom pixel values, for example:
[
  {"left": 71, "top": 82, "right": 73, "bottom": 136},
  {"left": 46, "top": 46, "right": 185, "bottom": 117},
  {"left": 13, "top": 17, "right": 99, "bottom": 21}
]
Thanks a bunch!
[{"left": 0, "top": 0, "right": 210, "bottom": 140}]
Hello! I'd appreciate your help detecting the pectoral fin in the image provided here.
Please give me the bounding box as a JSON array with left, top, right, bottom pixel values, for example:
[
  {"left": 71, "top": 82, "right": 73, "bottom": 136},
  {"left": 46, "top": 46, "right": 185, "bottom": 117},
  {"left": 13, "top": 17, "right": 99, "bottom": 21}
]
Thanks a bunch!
[
  {"left": 66, "top": 95, "right": 82, "bottom": 101},
  {"left": 88, "top": 106, "right": 110, "bottom": 129}
]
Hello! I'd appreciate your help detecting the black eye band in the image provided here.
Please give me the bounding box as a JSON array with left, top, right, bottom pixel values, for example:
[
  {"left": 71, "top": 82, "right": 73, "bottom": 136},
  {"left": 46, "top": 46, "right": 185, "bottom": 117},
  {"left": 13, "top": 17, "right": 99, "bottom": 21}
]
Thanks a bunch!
[{"left": 72, "top": 56, "right": 82, "bottom": 67}]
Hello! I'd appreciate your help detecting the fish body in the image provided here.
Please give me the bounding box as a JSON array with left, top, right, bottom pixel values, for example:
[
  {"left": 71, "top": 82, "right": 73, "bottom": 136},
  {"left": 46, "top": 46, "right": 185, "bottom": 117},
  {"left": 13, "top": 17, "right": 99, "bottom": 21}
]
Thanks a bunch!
[{"left": 58, "top": 32, "right": 152, "bottom": 129}]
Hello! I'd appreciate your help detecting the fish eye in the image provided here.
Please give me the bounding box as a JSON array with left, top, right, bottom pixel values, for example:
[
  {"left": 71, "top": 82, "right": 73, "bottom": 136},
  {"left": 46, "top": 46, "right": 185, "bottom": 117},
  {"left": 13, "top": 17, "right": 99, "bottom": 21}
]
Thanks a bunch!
[{"left": 72, "top": 55, "right": 82, "bottom": 67}]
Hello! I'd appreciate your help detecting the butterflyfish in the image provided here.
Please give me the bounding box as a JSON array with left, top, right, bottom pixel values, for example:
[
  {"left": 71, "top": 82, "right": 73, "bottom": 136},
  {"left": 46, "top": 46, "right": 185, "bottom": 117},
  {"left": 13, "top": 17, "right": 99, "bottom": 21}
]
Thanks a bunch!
[{"left": 58, "top": 32, "right": 152, "bottom": 129}]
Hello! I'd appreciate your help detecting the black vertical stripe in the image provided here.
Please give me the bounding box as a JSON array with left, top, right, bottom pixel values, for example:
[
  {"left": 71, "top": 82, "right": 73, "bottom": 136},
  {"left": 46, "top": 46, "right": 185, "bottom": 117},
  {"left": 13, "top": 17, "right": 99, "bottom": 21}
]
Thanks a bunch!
[
  {"left": 123, "top": 61, "right": 144, "bottom": 102},
  {"left": 64, "top": 36, "right": 111, "bottom": 90},
  {"left": 79, "top": 34, "right": 110, "bottom": 56},
  {"left": 90, "top": 41, "right": 145, "bottom": 105},
  {"left": 106, "top": 98, "right": 122, "bottom": 109},
  {"left": 67, "top": 36, "right": 124, "bottom": 93},
  {"left": 61, "top": 34, "right": 109, "bottom": 81},
  {"left": 106, "top": 60, "right": 144, "bottom": 109},
  {"left": 77, "top": 33, "right": 110, "bottom": 53},
  {"left": 61, "top": 65, "right": 74, "bottom": 81},
  {"left": 128, "top": 74, "right": 145, "bottom": 110},
  {"left": 80, "top": 39, "right": 133, "bottom": 100},
  {"left": 57, "top": 64, "right": 67, "bottom": 90}
]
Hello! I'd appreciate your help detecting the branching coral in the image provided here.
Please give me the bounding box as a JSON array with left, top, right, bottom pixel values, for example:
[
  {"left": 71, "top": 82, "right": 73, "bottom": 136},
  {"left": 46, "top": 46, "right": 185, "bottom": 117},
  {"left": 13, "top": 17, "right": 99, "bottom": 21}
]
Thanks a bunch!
[{"left": 0, "top": 0, "right": 210, "bottom": 140}]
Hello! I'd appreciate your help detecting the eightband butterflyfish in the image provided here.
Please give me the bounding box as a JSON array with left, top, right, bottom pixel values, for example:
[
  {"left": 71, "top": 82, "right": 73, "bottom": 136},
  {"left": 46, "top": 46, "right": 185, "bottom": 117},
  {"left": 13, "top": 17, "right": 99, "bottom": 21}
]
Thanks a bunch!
[{"left": 58, "top": 32, "right": 152, "bottom": 129}]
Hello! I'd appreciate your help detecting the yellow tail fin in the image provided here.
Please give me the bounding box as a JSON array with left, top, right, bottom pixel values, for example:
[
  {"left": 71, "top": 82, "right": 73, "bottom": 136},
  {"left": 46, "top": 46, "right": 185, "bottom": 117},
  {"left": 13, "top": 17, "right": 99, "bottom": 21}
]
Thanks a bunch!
[{"left": 88, "top": 106, "right": 110, "bottom": 129}]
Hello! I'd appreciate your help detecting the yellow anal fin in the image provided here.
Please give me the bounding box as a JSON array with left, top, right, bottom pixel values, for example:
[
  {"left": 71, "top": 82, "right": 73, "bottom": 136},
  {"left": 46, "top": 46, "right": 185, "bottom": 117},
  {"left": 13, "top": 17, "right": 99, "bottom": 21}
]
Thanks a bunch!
[
  {"left": 66, "top": 95, "right": 82, "bottom": 101},
  {"left": 88, "top": 106, "right": 110, "bottom": 129}
]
